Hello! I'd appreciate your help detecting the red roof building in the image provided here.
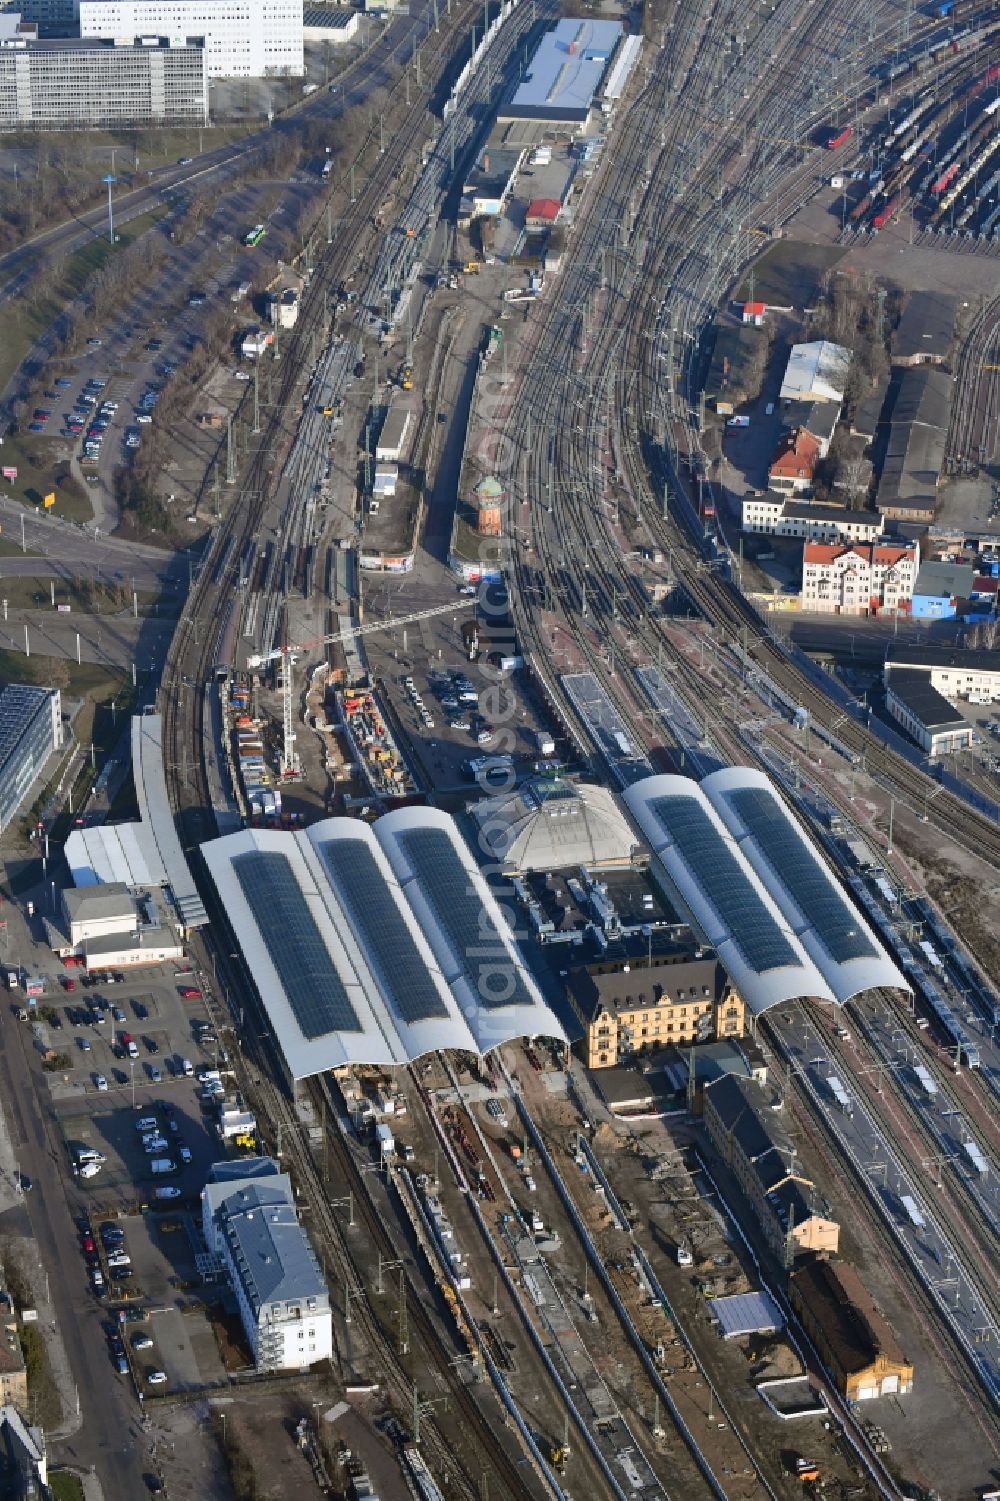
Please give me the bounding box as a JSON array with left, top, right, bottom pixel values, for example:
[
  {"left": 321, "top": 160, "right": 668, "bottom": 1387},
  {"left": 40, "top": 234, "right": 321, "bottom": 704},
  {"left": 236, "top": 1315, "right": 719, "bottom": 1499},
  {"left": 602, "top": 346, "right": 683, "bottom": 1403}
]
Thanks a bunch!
[
  {"left": 801, "top": 541, "right": 918, "bottom": 616},
  {"left": 525, "top": 197, "right": 561, "bottom": 226},
  {"left": 769, "top": 428, "right": 821, "bottom": 494},
  {"left": 742, "top": 301, "right": 767, "bottom": 325}
]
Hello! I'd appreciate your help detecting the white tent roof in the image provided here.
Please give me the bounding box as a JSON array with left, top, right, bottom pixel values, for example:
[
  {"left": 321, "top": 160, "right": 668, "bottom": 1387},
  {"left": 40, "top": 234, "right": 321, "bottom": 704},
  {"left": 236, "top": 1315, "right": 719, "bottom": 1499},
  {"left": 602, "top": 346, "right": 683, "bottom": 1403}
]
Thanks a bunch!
[
  {"left": 65, "top": 823, "right": 166, "bottom": 888},
  {"left": 622, "top": 776, "right": 836, "bottom": 1014},
  {"left": 201, "top": 811, "right": 564, "bottom": 1079}
]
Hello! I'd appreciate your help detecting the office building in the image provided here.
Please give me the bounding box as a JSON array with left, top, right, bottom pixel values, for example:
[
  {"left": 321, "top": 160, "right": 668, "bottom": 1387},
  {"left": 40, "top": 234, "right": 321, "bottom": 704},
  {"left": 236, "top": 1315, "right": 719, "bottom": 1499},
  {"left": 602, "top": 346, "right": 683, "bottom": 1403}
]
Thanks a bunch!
[
  {"left": 0, "top": 32, "right": 207, "bottom": 126},
  {"left": 202, "top": 1159, "right": 332, "bottom": 1370},
  {"left": 0, "top": 685, "right": 62, "bottom": 835},
  {"left": 79, "top": 0, "right": 302, "bottom": 77}
]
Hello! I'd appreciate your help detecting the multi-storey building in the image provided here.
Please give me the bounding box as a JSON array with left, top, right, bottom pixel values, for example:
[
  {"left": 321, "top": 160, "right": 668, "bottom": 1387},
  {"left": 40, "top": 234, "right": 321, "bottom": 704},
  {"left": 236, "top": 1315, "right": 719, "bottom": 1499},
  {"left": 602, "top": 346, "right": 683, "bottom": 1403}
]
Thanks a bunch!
[
  {"left": 800, "top": 540, "right": 918, "bottom": 616},
  {"left": 78, "top": 0, "right": 302, "bottom": 76},
  {"left": 741, "top": 491, "right": 884, "bottom": 545},
  {"left": 202, "top": 1159, "right": 332, "bottom": 1370},
  {"left": 567, "top": 953, "right": 746, "bottom": 1070},
  {"left": 0, "top": 32, "right": 207, "bottom": 125},
  {"left": 0, "top": 685, "right": 62, "bottom": 835}
]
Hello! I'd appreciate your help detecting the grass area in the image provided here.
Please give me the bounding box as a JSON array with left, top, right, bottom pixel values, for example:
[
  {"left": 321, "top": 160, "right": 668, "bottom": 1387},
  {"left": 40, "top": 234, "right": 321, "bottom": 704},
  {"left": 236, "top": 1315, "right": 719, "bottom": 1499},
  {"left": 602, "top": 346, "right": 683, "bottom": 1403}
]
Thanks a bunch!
[
  {"left": 735, "top": 240, "right": 846, "bottom": 311},
  {"left": 19, "top": 1323, "right": 62, "bottom": 1430},
  {"left": 0, "top": 432, "right": 92, "bottom": 526},
  {"left": 0, "top": 201, "right": 170, "bottom": 398},
  {"left": 48, "top": 1473, "right": 85, "bottom": 1501},
  {"left": 0, "top": 533, "right": 41, "bottom": 557},
  {"left": 0, "top": 645, "right": 126, "bottom": 698},
  {"left": 0, "top": 573, "right": 167, "bottom": 615}
]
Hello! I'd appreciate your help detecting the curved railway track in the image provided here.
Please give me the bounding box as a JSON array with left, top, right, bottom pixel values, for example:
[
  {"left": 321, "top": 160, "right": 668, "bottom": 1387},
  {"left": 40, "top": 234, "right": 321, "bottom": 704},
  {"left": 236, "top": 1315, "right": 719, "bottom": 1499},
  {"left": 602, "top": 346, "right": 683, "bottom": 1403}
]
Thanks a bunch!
[{"left": 157, "top": 10, "right": 565, "bottom": 1500}]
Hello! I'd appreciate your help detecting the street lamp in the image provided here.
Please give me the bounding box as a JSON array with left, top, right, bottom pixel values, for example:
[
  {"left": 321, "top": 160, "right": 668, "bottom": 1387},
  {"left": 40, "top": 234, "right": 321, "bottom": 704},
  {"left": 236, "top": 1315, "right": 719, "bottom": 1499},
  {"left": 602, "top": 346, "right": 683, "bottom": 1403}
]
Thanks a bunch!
[
  {"left": 102, "top": 174, "right": 116, "bottom": 244},
  {"left": 128, "top": 1058, "right": 136, "bottom": 1111}
]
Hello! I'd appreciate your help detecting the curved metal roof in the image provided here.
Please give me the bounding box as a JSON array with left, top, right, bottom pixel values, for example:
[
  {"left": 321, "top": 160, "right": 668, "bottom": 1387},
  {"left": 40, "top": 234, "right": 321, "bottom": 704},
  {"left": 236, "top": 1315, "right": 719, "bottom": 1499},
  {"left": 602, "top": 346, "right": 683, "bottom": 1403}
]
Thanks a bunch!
[
  {"left": 375, "top": 806, "right": 563, "bottom": 1055},
  {"left": 702, "top": 768, "right": 908, "bottom": 1003},
  {"left": 201, "top": 812, "right": 564, "bottom": 1080},
  {"left": 622, "top": 776, "right": 836, "bottom": 1014}
]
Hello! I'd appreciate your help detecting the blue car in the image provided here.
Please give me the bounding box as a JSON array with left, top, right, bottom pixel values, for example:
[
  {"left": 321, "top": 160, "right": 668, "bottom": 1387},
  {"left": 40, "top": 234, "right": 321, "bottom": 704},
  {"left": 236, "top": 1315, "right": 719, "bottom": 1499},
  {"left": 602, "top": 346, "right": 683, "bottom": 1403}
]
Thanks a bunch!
[{"left": 29, "top": 422, "right": 43, "bottom": 433}]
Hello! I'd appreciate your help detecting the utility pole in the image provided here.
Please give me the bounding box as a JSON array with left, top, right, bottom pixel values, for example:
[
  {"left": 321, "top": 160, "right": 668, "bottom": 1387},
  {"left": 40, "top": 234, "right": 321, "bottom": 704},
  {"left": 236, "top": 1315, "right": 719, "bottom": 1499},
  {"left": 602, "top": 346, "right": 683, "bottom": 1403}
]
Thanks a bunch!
[
  {"left": 398, "top": 1266, "right": 408, "bottom": 1355},
  {"left": 226, "top": 415, "right": 236, "bottom": 482}
]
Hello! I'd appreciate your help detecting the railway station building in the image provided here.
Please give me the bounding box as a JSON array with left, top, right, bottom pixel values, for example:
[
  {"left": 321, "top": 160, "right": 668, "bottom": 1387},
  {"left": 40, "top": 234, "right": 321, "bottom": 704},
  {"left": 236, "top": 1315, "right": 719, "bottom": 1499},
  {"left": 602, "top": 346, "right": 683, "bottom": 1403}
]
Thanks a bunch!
[
  {"left": 201, "top": 808, "right": 566, "bottom": 1086},
  {"left": 622, "top": 770, "right": 908, "bottom": 1015},
  {"left": 567, "top": 953, "right": 747, "bottom": 1070}
]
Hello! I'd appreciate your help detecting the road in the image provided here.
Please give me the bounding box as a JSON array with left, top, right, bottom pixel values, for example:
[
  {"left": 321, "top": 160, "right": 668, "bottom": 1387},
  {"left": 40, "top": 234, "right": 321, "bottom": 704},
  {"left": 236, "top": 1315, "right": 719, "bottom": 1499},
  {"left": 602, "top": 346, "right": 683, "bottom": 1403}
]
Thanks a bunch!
[
  {"left": 0, "top": 9, "right": 430, "bottom": 303},
  {"left": 0, "top": 890, "right": 148, "bottom": 1498},
  {"left": 0, "top": 497, "right": 191, "bottom": 588}
]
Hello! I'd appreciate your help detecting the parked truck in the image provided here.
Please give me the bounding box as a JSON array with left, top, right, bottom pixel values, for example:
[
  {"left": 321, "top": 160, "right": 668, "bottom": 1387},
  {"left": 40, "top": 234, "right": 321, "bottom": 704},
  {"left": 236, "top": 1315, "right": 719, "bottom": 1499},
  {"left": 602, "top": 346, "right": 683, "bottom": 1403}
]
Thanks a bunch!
[{"left": 150, "top": 1158, "right": 177, "bottom": 1175}]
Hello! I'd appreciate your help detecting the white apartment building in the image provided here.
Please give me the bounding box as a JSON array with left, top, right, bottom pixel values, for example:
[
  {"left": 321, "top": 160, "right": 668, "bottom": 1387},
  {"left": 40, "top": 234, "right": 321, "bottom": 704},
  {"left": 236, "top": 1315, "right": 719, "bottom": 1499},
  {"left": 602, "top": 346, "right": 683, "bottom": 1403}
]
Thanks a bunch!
[
  {"left": 78, "top": 0, "right": 302, "bottom": 77},
  {"left": 742, "top": 492, "right": 884, "bottom": 545},
  {"left": 801, "top": 541, "right": 918, "bottom": 617},
  {"left": 202, "top": 1160, "right": 332, "bottom": 1371}
]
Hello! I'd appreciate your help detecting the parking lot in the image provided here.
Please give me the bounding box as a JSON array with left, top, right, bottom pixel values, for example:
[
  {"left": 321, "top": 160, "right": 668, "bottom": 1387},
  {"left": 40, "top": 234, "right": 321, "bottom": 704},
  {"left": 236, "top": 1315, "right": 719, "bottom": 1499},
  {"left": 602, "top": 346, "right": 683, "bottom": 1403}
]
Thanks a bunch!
[{"left": 78, "top": 1203, "right": 229, "bottom": 1397}]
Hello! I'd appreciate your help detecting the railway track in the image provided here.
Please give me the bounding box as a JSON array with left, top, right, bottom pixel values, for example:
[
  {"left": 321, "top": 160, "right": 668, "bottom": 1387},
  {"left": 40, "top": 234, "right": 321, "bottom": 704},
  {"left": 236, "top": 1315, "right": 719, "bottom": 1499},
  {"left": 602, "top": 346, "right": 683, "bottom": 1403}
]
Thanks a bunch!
[{"left": 157, "top": 6, "right": 567, "bottom": 1497}]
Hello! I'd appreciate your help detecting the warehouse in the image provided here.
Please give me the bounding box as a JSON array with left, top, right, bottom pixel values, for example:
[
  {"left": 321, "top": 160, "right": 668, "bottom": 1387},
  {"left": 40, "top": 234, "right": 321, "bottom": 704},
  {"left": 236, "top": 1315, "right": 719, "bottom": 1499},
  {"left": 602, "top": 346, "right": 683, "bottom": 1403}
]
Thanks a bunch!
[
  {"left": 622, "top": 771, "right": 906, "bottom": 1013},
  {"left": 499, "top": 18, "right": 624, "bottom": 128},
  {"left": 0, "top": 684, "right": 63, "bottom": 836},
  {"left": 885, "top": 670, "right": 973, "bottom": 758},
  {"left": 790, "top": 1259, "right": 914, "bottom": 1400},
  {"left": 201, "top": 809, "right": 565, "bottom": 1083},
  {"left": 779, "top": 341, "right": 850, "bottom": 404}
]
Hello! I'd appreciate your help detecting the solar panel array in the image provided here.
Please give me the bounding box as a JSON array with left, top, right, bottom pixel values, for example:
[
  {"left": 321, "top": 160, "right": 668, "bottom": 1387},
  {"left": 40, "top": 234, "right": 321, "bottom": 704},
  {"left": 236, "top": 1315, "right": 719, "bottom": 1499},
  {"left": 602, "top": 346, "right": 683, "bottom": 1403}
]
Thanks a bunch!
[
  {"left": 319, "top": 839, "right": 449, "bottom": 1024},
  {"left": 648, "top": 795, "right": 799, "bottom": 974},
  {"left": 396, "top": 829, "right": 535, "bottom": 1009},
  {"left": 723, "top": 788, "right": 878, "bottom": 964},
  {"left": 232, "top": 851, "right": 362, "bottom": 1038}
]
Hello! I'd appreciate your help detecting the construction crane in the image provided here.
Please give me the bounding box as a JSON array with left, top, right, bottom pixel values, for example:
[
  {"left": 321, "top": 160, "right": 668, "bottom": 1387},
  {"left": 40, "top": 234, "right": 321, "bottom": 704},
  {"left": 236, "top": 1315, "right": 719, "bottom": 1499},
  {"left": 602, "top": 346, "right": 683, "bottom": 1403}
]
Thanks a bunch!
[{"left": 247, "top": 599, "right": 465, "bottom": 777}]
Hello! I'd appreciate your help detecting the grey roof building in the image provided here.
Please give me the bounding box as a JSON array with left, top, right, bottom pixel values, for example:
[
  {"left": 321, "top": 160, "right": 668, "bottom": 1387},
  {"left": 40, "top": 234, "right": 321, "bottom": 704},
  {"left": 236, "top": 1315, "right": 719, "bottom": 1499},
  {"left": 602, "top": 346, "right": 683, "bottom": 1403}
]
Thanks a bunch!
[
  {"left": 877, "top": 367, "right": 951, "bottom": 521},
  {"left": 703, "top": 1074, "right": 840, "bottom": 1264},
  {"left": 912, "top": 559, "right": 976, "bottom": 602},
  {"left": 892, "top": 292, "right": 957, "bottom": 367},
  {"left": 201, "top": 1159, "right": 331, "bottom": 1371},
  {"left": 499, "top": 18, "right": 623, "bottom": 125},
  {"left": 885, "top": 670, "right": 973, "bottom": 759},
  {"left": 0, "top": 684, "right": 62, "bottom": 836}
]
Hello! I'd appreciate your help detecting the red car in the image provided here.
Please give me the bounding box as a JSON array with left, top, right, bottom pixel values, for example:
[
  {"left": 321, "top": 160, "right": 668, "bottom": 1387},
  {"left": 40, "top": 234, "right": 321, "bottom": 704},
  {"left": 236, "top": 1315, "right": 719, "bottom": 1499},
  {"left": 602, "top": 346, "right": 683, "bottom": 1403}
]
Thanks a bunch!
[
  {"left": 82, "top": 1236, "right": 95, "bottom": 1254},
  {"left": 62, "top": 978, "right": 76, "bottom": 992},
  {"left": 180, "top": 987, "right": 201, "bottom": 999},
  {"left": 120, "top": 1031, "right": 132, "bottom": 1046}
]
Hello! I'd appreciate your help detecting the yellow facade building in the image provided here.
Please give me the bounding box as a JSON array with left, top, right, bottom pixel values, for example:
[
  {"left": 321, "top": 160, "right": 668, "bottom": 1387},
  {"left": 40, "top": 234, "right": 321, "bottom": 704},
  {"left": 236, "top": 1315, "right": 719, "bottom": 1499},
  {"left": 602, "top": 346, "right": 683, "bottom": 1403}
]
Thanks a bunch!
[{"left": 567, "top": 953, "right": 747, "bottom": 1070}]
